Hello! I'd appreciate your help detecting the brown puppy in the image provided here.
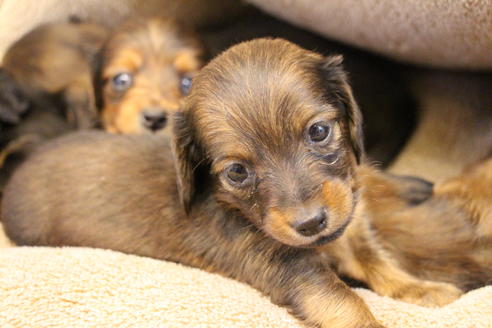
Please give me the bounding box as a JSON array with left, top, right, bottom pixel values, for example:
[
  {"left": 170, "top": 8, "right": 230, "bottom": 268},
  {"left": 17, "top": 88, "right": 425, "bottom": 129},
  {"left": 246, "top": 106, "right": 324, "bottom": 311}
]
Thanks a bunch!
[
  {"left": 2, "top": 39, "right": 462, "bottom": 328},
  {"left": 360, "top": 166, "right": 492, "bottom": 291},
  {"left": 101, "top": 18, "right": 205, "bottom": 135},
  {"left": 1, "top": 19, "right": 109, "bottom": 129}
]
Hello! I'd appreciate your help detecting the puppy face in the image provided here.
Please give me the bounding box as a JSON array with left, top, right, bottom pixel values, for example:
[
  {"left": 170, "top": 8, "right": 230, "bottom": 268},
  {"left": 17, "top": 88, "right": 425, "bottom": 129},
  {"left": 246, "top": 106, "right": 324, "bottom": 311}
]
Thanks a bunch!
[
  {"left": 102, "top": 19, "right": 204, "bottom": 135},
  {"left": 174, "top": 39, "right": 364, "bottom": 247}
]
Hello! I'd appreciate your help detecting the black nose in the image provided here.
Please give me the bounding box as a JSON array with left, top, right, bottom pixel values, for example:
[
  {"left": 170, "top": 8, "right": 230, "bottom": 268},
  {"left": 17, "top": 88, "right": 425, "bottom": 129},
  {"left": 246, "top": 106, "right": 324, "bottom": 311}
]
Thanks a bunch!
[
  {"left": 293, "top": 209, "right": 327, "bottom": 237},
  {"left": 142, "top": 110, "right": 167, "bottom": 131}
]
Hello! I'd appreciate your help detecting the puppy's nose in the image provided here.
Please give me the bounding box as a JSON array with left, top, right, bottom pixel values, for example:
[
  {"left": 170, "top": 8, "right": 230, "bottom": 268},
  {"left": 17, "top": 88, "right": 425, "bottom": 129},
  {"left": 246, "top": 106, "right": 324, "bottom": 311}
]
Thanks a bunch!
[
  {"left": 142, "top": 109, "right": 167, "bottom": 132},
  {"left": 293, "top": 209, "right": 327, "bottom": 237}
]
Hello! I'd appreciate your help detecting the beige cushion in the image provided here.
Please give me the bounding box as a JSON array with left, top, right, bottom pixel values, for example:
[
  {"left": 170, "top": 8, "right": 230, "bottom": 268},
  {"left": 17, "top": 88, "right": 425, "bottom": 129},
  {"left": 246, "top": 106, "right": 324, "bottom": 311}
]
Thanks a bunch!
[
  {"left": 0, "top": 225, "right": 491, "bottom": 328},
  {"left": 247, "top": 0, "right": 492, "bottom": 69}
]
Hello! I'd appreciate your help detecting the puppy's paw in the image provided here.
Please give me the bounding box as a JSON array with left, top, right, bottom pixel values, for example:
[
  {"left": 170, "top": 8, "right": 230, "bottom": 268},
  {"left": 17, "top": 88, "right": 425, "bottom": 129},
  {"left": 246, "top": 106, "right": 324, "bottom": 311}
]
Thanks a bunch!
[
  {"left": 395, "top": 281, "right": 462, "bottom": 307},
  {"left": 391, "top": 175, "right": 434, "bottom": 205}
]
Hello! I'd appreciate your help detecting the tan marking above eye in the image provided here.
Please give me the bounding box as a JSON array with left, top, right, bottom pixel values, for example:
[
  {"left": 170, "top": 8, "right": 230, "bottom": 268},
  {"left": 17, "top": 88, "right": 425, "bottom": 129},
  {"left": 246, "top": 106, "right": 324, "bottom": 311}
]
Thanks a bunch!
[
  {"left": 103, "top": 48, "right": 144, "bottom": 79},
  {"left": 174, "top": 50, "right": 202, "bottom": 73}
]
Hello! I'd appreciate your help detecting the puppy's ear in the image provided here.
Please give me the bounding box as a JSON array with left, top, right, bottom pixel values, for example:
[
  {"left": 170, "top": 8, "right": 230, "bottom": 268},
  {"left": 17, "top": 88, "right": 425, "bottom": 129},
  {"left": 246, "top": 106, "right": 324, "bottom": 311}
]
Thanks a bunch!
[
  {"left": 320, "top": 55, "right": 364, "bottom": 163},
  {"left": 172, "top": 111, "right": 205, "bottom": 214}
]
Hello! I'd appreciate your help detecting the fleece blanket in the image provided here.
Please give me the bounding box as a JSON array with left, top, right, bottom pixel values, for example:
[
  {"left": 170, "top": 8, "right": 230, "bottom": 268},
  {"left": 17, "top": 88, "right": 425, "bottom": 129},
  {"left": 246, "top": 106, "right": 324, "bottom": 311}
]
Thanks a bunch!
[
  {"left": 247, "top": 0, "right": 492, "bottom": 69},
  {"left": 0, "top": 226, "right": 491, "bottom": 328}
]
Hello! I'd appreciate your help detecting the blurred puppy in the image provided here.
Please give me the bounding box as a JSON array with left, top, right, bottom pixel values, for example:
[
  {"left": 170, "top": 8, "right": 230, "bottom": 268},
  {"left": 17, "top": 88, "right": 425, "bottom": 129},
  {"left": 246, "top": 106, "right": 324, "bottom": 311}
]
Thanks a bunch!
[
  {"left": 2, "top": 39, "right": 463, "bottom": 328},
  {"left": 101, "top": 18, "right": 204, "bottom": 135},
  {"left": 361, "top": 163, "right": 492, "bottom": 292},
  {"left": 1, "top": 18, "right": 109, "bottom": 129}
]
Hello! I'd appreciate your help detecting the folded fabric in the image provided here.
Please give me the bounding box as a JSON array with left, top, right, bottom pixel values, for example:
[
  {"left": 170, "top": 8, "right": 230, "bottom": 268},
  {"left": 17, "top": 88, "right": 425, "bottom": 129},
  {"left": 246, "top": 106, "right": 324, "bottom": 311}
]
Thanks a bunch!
[{"left": 0, "top": 228, "right": 490, "bottom": 328}]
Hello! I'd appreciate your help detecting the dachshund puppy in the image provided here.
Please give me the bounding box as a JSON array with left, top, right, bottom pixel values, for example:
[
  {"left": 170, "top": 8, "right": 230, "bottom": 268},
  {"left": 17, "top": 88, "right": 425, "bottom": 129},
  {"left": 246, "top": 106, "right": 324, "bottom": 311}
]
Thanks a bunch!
[
  {"left": 2, "top": 39, "right": 463, "bottom": 328},
  {"left": 1, "top": 18, "right": 109, "bottom": 129},
  {"left": 100, "top": 18, "right": 205, "bottom": 135},
  {"left": 360, "top": 166, "right": 492, "bottom": 291}
]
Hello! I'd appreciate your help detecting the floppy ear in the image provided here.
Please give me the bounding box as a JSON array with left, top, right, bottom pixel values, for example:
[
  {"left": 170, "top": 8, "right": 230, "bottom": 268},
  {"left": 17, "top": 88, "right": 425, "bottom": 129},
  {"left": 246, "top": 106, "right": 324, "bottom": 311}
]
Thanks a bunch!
[
  {"left": 171, "top": 110, "right": 205, "bottom": 214},
  {"left": 320, "top": 55, "right": 365, "bottom": 164}
]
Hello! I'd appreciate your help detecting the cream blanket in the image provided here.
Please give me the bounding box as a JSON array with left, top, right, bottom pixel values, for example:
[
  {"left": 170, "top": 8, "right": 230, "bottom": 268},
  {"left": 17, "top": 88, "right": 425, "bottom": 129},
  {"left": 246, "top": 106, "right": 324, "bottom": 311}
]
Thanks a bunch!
[
  {"left": 0, "top": 226, "right": 491, "bottom": 328},
  {"left": 247, "top": 0, "right": 492, "bottom": 69}
]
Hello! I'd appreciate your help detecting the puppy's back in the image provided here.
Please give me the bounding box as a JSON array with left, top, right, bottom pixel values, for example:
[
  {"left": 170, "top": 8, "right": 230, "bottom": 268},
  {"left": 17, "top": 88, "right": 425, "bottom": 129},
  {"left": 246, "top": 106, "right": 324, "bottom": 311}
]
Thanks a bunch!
[{"left": 2, "top": 131, "right": 176, "bottom": 250}]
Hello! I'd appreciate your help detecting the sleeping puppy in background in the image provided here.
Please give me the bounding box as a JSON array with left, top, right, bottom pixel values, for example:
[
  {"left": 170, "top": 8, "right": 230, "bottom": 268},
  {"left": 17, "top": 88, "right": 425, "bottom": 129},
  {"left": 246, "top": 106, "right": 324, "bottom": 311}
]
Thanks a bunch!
[
  {"left": 1, "top": 18, "right": 109, "bottom": 129},
  {"left": 101, "top": 18, "right": 205, "bottom": 135},
  {"left": 0, "top": 18, "right": 106, "bottom": 193},
  {"left": 2, "top": 39, "right": 463, "bottom": 328}
]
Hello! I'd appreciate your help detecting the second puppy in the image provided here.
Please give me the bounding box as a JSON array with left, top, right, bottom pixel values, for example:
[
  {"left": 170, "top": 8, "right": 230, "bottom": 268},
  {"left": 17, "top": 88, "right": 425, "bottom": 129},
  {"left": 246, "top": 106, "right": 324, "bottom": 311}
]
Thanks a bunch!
[
  {"left": 1, "top": 18, "right": 109, "bottom": 129},
  {"left": 101, "top": 18, "right": 205, "bottom": 135}
]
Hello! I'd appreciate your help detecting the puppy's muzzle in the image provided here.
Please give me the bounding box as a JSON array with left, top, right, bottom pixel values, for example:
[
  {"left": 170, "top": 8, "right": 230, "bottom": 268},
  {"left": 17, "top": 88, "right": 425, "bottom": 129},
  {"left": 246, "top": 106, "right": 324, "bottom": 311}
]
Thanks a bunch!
[
  {"left": 291, "top": 207, "right": 327, "bottom": 237},
  {"left": 141, "top": 108, "right": 167, "bottom": 132}
]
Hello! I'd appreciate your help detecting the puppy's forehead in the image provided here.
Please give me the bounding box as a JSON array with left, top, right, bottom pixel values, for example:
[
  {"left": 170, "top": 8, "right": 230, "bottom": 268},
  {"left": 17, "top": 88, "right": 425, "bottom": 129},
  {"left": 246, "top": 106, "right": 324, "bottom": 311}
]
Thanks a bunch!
[
  {"left": 104, "top": 19, "right": 202, "bottom": 74},
  {"left": 189, "top": 39, "right": 339, "bottom": 157}
]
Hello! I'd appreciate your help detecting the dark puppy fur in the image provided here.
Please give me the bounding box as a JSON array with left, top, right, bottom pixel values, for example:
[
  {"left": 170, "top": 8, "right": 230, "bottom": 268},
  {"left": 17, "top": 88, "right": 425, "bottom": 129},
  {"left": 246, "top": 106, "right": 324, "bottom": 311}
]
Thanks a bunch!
[
  {"left": 101, "top": 18, "right": 205, "bottom": 135},
  {"left": 0, "top": 70, "right": 71, "bottom": 193},
  {"left": 2, "top": 39, "right": 463, "bottom": 328},
  {"left": 1, "top": 19, "right": 109, "bottom": 129},
  {"left": 0, "top": 69, "right": 29, "bottom": 127}
]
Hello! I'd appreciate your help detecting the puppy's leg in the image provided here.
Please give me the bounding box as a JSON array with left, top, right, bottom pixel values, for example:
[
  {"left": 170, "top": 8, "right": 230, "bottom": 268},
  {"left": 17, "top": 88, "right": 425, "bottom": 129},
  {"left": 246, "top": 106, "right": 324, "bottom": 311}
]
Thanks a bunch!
[
  {"left": 199, "top": 223, "right": 385, "bottom": 328},
  {"left": 289, "top": 268, "right": 383, "bottom": 328},
  {"left": 323, "top": 216, "right": 462, "bottom": 307},
  {"left": 64, "top": 75, "right": 98, "bottom": 129},
  {"left": 357, "top": 165, "right": 433, "bottom": 210}
]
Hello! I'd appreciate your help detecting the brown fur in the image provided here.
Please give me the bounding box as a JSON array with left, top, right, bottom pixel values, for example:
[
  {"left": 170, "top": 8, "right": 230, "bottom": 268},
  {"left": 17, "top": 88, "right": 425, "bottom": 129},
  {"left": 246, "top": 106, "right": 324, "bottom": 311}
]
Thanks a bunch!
[
  {"left": 1, "top": 19, "right": 109, "bottom": 129},
  {"left": 363, "top": 161, "right": 492, "bottom": 291},
  {"left": 101, "top": 18, "right": 205, "bottom": 135},
  {"left": 2, "top": 39, "right": 470, "bottom": 328}
]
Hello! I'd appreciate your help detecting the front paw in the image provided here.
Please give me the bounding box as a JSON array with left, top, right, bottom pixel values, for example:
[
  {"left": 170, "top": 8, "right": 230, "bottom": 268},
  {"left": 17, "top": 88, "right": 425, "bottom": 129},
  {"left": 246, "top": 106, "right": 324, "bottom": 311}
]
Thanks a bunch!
[{"left": 394, "top": 281, "right": 462, "bottom": 307}]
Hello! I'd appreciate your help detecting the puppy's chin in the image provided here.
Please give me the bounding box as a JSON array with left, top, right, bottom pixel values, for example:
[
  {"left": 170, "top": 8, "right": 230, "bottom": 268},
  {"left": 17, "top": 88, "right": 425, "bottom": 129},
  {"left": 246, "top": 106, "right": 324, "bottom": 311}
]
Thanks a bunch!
[
  {"left": 263, "top": 215, "right": 353, "bottom": 248},
  {"left": 305, "top": 217, "right": 353, "bottom": 247}
]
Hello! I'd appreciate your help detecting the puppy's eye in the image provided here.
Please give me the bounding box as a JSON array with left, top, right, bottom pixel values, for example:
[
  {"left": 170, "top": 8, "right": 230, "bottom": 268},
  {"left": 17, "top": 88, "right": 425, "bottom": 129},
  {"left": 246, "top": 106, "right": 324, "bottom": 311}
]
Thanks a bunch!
[
  {"left": 308, "top": 122, "right": 331, "bottom": 143},
  {"left": 112, "top": 73, "right": 133, "bottom": 91},
  {"left": 226, "top": 163, "right": 249, "bottom": 185},
  {"left": 180, "top": 75, "right": 193, "bottom": 95}
]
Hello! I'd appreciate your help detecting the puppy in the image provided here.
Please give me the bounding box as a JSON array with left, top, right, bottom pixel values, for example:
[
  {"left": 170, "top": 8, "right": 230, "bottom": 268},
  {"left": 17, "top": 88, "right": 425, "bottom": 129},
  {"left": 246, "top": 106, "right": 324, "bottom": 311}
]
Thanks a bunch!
[
  {"left": 360, "top": 165, "right": 492, "bottom": 291},
  {"left": 0, "top": 69, "right": 71, "bottom": 193},
  {"left": 1, "top": 18, "right": 109, "bottom": 129},
  {"left": 2, "top": 39, "right": 463, "bottom": 328},
  {"left": 101, "top": 18, "right": 204, "bottom": 135}
]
